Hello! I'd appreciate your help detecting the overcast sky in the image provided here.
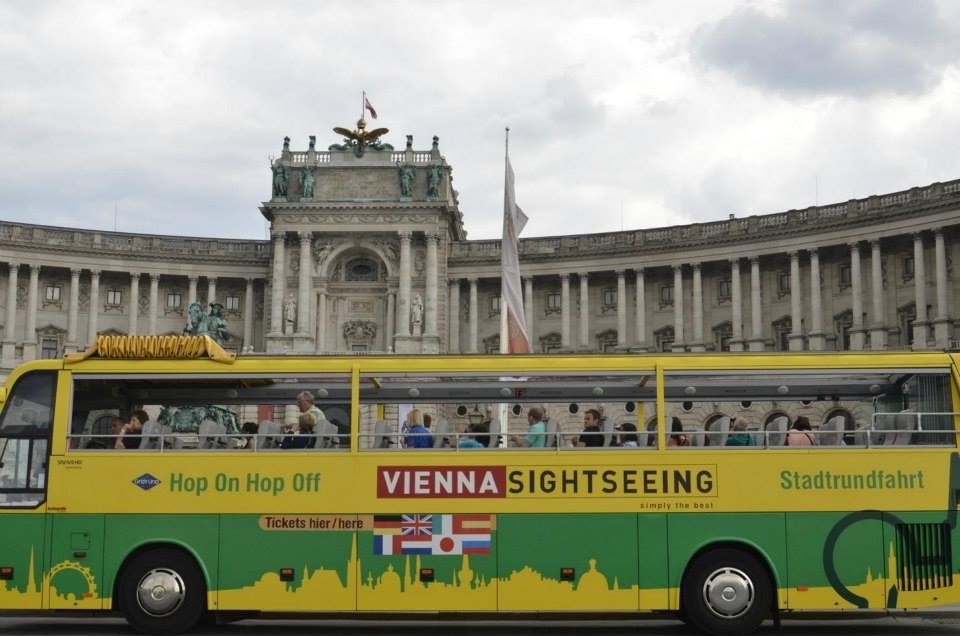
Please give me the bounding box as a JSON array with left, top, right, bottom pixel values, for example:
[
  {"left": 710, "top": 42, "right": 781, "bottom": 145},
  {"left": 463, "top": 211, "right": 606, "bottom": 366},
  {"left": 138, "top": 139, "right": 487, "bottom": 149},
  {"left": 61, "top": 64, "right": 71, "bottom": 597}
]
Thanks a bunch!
[{"left": 3, "top": 0, "right": 960, "bottom": 241}]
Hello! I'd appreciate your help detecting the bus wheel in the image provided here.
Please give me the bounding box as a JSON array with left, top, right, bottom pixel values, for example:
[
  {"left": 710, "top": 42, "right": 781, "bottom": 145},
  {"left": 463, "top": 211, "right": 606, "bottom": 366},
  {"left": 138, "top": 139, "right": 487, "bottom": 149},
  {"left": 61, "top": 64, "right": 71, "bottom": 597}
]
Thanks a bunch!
[
  {"left": 117, "top": 548, "right": 206, "bottom": 635},
  {"left": 681, "top": 547, "right": 772, "bottom": 636}
]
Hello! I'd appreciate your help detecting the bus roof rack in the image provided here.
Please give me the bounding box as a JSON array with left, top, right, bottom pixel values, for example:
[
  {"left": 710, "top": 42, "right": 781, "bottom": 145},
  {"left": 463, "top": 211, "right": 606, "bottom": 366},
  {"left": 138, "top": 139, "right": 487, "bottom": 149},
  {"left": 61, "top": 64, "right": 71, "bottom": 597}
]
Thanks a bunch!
[{"left": 65, "top": 335, "right": 236, "bottom": 364}]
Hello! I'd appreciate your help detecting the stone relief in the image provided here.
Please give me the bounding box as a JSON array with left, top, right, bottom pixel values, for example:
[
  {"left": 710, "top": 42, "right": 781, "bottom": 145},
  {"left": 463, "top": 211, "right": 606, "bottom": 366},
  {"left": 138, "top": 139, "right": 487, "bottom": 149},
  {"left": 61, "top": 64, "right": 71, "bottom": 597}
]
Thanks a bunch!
[
  {"left": 350, "top": 301, "right": 374, "bottom": 313},
  {"left": 78, "top": 284, "right": 90, "bottom": 311},
  {"left": 279, "top": 214, "right": 433, "bottom": 225},
  {"left": 312, "top": 242, "right": 333, "bottom": 272},
  {"left": 414, "top": 248, "right": 425, "bottom": 276},
  {"left": 138, "top": 295, "right": 150, "bottom": 311},
  {"left": 343, "top": 319, "right": 377, "bottom": 341}
]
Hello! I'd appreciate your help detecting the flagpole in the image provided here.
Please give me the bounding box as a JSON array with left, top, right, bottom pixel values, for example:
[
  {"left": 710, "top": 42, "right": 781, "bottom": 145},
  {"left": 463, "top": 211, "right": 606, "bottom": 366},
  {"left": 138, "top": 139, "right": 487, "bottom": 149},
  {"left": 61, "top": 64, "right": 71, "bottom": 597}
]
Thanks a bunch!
[{"left": 361, "top": 91, "right": 365, "bottom": 120}]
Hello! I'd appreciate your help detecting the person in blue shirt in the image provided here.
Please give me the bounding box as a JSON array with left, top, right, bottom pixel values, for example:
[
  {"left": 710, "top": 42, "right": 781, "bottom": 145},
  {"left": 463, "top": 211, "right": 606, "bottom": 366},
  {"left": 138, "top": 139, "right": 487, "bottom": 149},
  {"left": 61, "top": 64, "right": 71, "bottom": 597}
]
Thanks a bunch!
[
  {"left": 511, "top": 406, "right": 546, "bottom": 448},
  {"left": 405, "top": 409, "right": 433, "bottom": 449},
  {"left": 459, "top": 421, "right": 490, "bottom": 449},
  {"left": 725, "top": 416, "right": 756, "bottom": 447}
]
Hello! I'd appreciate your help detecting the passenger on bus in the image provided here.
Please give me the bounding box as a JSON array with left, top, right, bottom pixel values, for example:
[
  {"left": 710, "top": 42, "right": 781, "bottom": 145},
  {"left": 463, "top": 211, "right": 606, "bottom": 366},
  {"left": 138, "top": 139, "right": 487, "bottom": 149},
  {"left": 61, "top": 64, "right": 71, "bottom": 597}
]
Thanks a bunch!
[
  {"left": 281, "top": 412, "right": 316, "bottom": 449},
  {"left": 459, "top": 421, "right": 489, "bottom": 449},
  {"left": 787, "top": 416, "right": 816, "bottom": 446},
  {"left": 115, "top": 410, "right": 149, "bottom": 449},
  {"left": 86, "top": 416, "right": 124, "bottom": 449},
  {"left": 577, "top": 409, "right": 604, "bottom": 447},
  {"left": 295, "top": 390, "right": 326, "bottom": 432},
  {"left": 725, "top": 417, "right": 756, "bottom": 446},
  {"left": 615, "top": 422, "right": 640, "bottom": 447},
  {"left": 668, "top": 417, "right": 690, "bottom": 447},
  {"left": 512, "top": 407, "right": 546, "bottom": 448},
  {"left": 240, "top": 421, "right": 259, "bottom": 450},
  {"left": 405, "top": 409, "right": 433, "bottom": 449}
]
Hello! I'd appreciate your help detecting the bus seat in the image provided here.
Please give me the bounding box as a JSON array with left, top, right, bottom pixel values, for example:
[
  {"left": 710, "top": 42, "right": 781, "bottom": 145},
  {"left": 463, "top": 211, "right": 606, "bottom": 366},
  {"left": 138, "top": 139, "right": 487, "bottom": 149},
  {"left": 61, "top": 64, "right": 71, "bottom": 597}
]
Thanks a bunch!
[
  {"left": 692, "top": 427, "right": 705, "bottom": 447},
  {"left": 709, "top": 416, "right": 730, "bottom": 447},
  {"left": 853, "top": 422, "right": 870, "bottom": 447},
  {"left": 198, "top": 420, "right": 218, "bottom": 449},
  {"left": 373, "top": 420, "right": 393, "bottom": 449},
  {"left": 766, "top": 415, "right": 788, "bottom": 447},
  {"left": 889, "top": 411, "right": 916, "bottom": 446},
  {"left": 544, "top": 418, "right": 560, "bottom": 448},
  {"left": 258, "top": 420, "right": 282, "bottom": 449},
  {"left": 140, "top": 420, "right": 163, "bottom": 450},
  {"left": 433, "top": 417, "right": 450, "bottom": 448},
  {"left": 315, "top": 417, "right": 338, "bottom": 449},
  {"left": 602, "top": 416, "right": 616, "bottom": 446},
  {"left": 820, "top": 415, "right": 845, "bottom": 446}
]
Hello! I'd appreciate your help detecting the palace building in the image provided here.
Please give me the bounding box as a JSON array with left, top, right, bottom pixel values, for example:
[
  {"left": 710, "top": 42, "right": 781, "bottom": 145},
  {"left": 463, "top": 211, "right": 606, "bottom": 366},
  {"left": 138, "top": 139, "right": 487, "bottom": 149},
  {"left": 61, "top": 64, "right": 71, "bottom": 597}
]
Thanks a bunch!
[{"left": 0, "top": 122, "right": 958, "bottom": 375}]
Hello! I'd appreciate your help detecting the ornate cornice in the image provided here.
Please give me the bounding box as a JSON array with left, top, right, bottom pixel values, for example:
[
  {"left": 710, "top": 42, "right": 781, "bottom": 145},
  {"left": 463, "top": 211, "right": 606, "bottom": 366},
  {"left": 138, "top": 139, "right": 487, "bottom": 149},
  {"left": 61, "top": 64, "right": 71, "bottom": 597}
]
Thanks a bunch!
[{"left": 449, "top": 179, "right": 960, "bottom": 264}]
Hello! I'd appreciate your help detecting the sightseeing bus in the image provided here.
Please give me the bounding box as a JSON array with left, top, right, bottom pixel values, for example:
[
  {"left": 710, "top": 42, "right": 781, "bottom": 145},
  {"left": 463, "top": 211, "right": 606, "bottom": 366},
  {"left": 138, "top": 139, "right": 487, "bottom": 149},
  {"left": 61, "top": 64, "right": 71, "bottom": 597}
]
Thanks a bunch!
[{"left": 0, "top": 335, "right": 959, "bottom": 635}]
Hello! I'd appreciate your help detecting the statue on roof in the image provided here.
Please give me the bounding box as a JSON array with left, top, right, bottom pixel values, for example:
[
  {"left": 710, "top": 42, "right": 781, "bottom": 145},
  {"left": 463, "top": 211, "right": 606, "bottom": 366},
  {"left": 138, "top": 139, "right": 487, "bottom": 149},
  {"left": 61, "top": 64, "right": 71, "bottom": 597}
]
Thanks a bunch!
[{"left": 331, "top": 118, "right": 391, "bottom": 157}]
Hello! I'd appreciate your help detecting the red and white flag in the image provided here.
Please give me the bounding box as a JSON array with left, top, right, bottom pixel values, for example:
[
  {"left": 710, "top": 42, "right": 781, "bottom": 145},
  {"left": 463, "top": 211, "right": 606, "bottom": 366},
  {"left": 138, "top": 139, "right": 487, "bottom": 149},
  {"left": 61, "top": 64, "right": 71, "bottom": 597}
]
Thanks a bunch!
[
  {"left": 501, "top": 140, "right": 530, "bottom": 354},
  {"left": 364, "top": 95, "right": 378, "bottom": 119}
]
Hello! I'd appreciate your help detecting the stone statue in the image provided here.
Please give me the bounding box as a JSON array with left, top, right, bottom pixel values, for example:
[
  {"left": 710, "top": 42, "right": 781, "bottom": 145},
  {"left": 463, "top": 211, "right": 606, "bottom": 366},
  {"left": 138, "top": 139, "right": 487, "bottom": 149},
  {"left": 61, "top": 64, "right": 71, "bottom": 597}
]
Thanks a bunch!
[
  {"left": 427, "top": 165, "right": 442, "bottom": 199},
  {"left": 206, "top": 302, "right": 228, "bottom": 344},
  {"left": 271, "top": 162, "right": 288, "bottom": 197},
  {"left": 410, "top": 294, "right": 424, "bottom": 331},
  {"left": 183, "top": 302, "right": 209, "bottom": 336},
  {"left": 301, "top": 168, "right": 315, "bottom": 199},
  {"left": 397, "top": 163, "right": 415, "bottom": 198},
  {"left": 283, "top": 294, "right": 296, "bottom": 335}
]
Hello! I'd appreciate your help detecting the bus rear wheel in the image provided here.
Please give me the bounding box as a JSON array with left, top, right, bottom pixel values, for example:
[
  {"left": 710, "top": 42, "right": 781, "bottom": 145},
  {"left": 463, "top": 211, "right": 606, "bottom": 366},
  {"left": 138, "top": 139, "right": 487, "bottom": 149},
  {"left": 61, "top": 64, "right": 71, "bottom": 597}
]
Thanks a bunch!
[
  {"left": 681, "top": 547, "right": 772, "bottom": 636},
  {"left": 117, "top": 547, "right": 206, "bottom": 635}
]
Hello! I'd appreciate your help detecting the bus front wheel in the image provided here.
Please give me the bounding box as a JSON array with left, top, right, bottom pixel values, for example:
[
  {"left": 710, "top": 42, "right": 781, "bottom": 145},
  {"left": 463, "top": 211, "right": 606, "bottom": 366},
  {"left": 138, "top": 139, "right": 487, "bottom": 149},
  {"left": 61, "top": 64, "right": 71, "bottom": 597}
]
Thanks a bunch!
[
  {"left": 681, "top": 547, "right": 773, "bottom": 636},
  {"left": 116, "top": 547, "right": 206, "bottom": 635}
]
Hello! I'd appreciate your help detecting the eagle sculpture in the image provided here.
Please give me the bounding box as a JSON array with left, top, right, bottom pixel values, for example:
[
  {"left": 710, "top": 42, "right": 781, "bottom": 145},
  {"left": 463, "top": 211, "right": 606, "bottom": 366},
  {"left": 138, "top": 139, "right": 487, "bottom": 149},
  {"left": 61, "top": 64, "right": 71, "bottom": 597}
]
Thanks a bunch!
[{"left": 332, "top": 118, "right": 389, "bottom": 157}]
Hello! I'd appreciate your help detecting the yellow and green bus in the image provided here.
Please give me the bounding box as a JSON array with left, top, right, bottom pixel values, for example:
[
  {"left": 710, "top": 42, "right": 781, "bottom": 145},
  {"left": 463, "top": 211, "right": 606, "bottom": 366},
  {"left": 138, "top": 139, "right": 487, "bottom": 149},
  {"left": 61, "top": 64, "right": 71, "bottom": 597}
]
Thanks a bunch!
[{"left": 1, "top": 335, "right": 959, "bottom": 635}]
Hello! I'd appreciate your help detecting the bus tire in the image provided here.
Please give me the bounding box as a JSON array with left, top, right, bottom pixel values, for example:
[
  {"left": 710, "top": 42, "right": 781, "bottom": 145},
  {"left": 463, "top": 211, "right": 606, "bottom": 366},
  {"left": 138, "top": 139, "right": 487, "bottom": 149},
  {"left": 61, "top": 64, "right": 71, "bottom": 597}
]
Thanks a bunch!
[
  {"left": 681, "top": 547, "right": 772, "bottom": 636},
  {"left": 116, "top": 547, "right": 206, "bottom": 635}
]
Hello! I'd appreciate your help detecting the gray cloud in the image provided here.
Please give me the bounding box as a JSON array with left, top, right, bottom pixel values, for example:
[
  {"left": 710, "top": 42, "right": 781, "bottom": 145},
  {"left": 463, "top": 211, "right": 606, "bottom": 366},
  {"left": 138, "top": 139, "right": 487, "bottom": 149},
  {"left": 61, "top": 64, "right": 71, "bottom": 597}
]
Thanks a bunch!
[{"left": 693, "top": 0, "right": 960, "bottom": 97}]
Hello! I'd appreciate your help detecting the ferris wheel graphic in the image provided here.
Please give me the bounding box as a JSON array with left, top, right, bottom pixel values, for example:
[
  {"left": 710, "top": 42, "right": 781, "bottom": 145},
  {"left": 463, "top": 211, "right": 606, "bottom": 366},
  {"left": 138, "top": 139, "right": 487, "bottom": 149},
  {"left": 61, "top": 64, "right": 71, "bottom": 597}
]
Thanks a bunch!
[{"left": 44, "top": 561, "right": 98, "bottom": 599}]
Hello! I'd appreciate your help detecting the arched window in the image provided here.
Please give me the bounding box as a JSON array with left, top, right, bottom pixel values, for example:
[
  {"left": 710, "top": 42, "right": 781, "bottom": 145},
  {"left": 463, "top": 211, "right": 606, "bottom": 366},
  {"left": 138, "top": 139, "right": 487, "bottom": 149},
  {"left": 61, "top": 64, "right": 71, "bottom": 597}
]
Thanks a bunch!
[{"left": 345, "top": 258, "right": 379, "bottom": 282}]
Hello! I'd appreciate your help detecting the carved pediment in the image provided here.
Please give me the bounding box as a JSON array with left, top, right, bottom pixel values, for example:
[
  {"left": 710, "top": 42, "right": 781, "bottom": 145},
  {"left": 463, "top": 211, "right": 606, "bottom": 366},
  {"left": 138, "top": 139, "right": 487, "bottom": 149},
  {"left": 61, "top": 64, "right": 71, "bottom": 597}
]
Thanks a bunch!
[
  {"left": 36, "top": 323, "right": 67, "bottom": 337},
  {"left": 343, "top": 320, "right": 377, "bottom": 342}
]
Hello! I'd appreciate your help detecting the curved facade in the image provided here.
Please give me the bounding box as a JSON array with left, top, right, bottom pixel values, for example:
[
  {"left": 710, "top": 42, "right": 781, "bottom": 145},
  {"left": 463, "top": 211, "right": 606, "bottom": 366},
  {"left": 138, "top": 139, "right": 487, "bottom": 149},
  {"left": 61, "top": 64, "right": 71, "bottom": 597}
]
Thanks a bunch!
[{"left": 0, "top": 130, "right": 958, "bottom": 373}]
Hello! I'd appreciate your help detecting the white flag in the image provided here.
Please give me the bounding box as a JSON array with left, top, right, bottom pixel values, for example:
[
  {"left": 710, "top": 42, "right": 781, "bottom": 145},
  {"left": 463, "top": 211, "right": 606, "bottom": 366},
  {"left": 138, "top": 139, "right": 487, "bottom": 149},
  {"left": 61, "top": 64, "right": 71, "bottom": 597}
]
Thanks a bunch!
[{"left": 501, "top": 148, "right": 530, "bottom": 354}]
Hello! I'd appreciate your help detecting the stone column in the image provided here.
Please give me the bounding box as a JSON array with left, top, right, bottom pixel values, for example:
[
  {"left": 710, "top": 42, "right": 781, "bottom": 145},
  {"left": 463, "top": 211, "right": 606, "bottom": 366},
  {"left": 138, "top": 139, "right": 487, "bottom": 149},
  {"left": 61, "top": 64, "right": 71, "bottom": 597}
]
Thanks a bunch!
[
  {"left": 748, "top": 257, "right": 764, "bottom": 351},
  {"left": 148, "top": 274, "right": 159, "bottom": 335},
  {"left": 869, "top": 240, "right": 887, "bottom": 350},
  {"left": 848, "top": 243, "right": 864, "bottom": 350},
  {"left": 468, "top": 278, "right": 479, "bottom": 353},
  {"left": 23, "top": 265, "right": 39, "bottom": 358},
  {"left": 187, "top": 276, "right": 198, "bottom": 307},
  {"left": 1, "top": 263, "right": 18, "bottom": 363},
  {"left": 386, "top": 291, "right": 396, "bottom": 351},
  {"left": 296, "top": 232, "right": 311, "bottom": 337},
  {"left": 207, "top": 277, "right": 217, "bottom": 307},
  {"left": 128, "top": 272, "right": 140, "bottom": 335},
  {"left": 397, "top": 231, "right": 412, "bottom": 338},
  {"left": 808, "top": 249, "right": 825, "bottom": 350},
  {"left": 690, "top": 264, "right": 704, "bottom": 352},
  {"left": 243, "top": 277, "right": 255, "bottom": 350},
  {"left": 730, "top": 259, "right": 744, "bottom": 352},
  {"left": 578, "top": 272, "right": 589, "bottom": 350},
  {"left": 524, "top": 276, "right": 534, "bottom": 345},
  {"left": 87, "top": 270, "right": 101, "bottom": 346},
  {"left": 913, "top": 233, "right": 929, "bottom": 349},
  {"left": 672, "top": 265, "right": 684, "bottom": 352},
  {"left": 67, "top": 268, "right": 81, "bottom": 346},
  {"left": 268, "top": 232, "right": 285, "bottom": 336},
  {"left": 448, "top": 280, "right": 461, "bottom": 353},
  {"left": 788, "top": 252, "right": 804, "bottom": 351},
  {"left": 933, "top": 229, "right": 951, "bottom": 347},
  {"left": 424, "top": 233, "right": 438, "bottom": 338},
  {"left": 616, "top": 270, "right": 627, "bottom": 348},
  {"left": 316, "top": 289, "right": 327, "bottom": 352},
  {"left": 634, "top": 269, "right": 646, "bottom": 350},
  {"left": 560, "top": 274, "right": 571, "bottom": 349}
]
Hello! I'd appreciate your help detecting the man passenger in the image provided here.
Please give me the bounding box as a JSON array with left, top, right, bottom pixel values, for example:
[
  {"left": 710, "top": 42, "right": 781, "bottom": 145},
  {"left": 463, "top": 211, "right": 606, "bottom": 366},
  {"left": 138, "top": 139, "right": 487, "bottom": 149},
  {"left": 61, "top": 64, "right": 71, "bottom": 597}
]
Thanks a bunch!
[
  {"left": 512, "top": 406, "right": 546, "bottom": 448},
  {"left": 115, "top": 409, "right": 149, "bottom": 449},
  {"left": 577, "top": 409, "right": 604, "bottom": 447}
]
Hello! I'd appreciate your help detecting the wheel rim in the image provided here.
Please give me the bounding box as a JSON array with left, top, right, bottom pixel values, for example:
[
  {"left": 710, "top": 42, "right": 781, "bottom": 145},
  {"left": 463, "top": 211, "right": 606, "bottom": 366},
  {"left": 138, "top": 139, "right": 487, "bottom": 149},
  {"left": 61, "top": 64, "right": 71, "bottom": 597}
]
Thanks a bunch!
[
  {"left": 135, "top": 567, "right": 186, "bottom": 617},
  {"left": 702, "top": 566, "right": 755, "bottom": 619}
]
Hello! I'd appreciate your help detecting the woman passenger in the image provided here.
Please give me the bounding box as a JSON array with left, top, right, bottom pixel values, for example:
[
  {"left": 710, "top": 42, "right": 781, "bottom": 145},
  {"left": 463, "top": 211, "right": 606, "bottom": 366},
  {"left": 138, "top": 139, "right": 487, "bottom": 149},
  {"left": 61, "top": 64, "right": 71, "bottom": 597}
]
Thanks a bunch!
[{"left": 787, "top": 416, "right": 816, "bottom": 446}]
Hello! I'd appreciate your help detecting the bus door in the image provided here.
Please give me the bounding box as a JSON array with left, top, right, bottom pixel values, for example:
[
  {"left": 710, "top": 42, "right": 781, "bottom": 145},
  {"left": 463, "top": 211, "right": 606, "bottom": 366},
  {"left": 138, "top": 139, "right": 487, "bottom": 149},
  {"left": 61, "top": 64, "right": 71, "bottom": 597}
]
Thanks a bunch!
[{"left": 0, "top": 370, "right": 55, "bottom": 610}]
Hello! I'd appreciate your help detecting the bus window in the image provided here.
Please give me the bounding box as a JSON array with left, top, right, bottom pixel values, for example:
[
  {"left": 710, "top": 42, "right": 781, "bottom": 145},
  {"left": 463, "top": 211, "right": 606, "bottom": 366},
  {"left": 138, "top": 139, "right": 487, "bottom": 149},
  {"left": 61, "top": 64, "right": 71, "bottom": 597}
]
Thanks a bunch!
[
  {"left": 68, "top": 373, "right": 352, "bottom": 451},
  {"left": 0, "top": 371, "right": 55, "bottom": 507},
  {"left": 358, "top": 371, "right": 655, "bottom": 450},
  {"left": 664, "top": 369, "right": 956, "bottom": 448}
]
